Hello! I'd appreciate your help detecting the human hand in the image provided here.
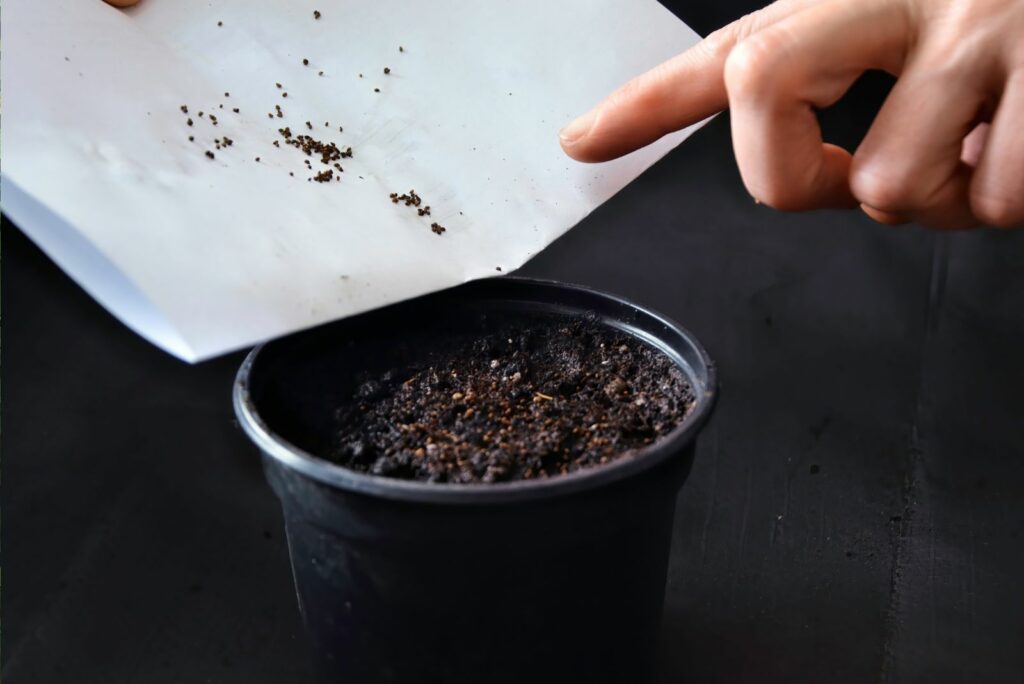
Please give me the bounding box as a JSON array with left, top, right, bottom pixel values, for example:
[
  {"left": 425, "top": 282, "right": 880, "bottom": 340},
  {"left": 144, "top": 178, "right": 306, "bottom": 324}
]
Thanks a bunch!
[{"left": 560, "top": 0, "right": 1024, "bottom": 229}]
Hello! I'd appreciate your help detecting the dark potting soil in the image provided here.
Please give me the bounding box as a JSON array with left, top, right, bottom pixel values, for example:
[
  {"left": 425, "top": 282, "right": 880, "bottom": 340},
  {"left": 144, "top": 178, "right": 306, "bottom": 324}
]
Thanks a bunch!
[{"left": 330, "top": 317, "right": 695, "bottom": 484}]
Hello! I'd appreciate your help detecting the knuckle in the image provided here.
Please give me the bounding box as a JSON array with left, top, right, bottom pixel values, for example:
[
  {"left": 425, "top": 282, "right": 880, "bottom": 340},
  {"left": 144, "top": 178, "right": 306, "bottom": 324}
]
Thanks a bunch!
[
  {"left": 971, "top": 190, "right": 1024, "bottom": 228},
  {"left": 703, "top": 10, "right": 759, "bottom": 57},
  {"left": 723, "top": 30, "right": 788, "bottom": 98},
  {"left": 608, "top": 71, "right": 662, "bottom": 113},
  {"left": 849, "top": 161, "right": 916, "bottom": 213}
]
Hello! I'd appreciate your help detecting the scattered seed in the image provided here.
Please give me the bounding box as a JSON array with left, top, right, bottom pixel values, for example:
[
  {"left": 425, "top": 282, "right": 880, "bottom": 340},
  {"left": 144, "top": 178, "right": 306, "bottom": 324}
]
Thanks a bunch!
[
  {"left": 318, "top": 70, "right": 324, "bottom": 76},
  {"left": 217, "top": 20, "right": 223, "bottom": 27},
  {"left": 399, "top": 46, "right": 404, "bottom": 52},
  {"left": 282, "top": 92, "right": 288, "bottom": 98},
  {"left": 224, "top": 92, "right": 230, "bottom": 97},
  {"left": 303, "top": 58, "right": 309, "bottom": 66},
  {"left": 390, "top": 189, "right": 423, "bottom": 207},
  {"left": 198, "top": 111, "right": 204, "bottom": 117},
  {"left": 188, "top": 135, "right": 194, "bottom": 142},
  {"left": 233, "top": 107, "right": 239, "bottom": 113},
  {"left": 205, "top": 150, "right": 215, "bottom": 159},
  {"left": 384, "top": 67, "right": 390, "bottom": 75},
  {"left": 255, "top": 157, "right": 260, "bottom": 162},
  {"left": 313, "top": 10, "right": 321, "bottom": 19},
  {"left": 374, "top": 87, "right": 380, "bottom": 93},
  {"left": 187, "top": 118, "right": 194, "bottom": 126},
  {"left": 180, "top": 105, "right": 188, "bottom": 114},
  {"left": 276, "top": 82, "right": 282, "bottom": 89},
  {"left": 306, "top": 121, "right": 312, "bottom": 129},
  {"left": 431, "top": 222, "right": 446, "bottom": 235}
]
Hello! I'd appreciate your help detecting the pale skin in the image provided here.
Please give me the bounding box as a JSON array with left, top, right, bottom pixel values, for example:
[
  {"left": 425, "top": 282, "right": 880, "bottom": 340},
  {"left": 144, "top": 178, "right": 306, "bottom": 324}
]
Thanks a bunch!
[
  {"left": 106, "top": 0, "right": 1021, "bottom": 228},
  {"left": 560, "top": 0, "right": 1024, "bottom": 229}
]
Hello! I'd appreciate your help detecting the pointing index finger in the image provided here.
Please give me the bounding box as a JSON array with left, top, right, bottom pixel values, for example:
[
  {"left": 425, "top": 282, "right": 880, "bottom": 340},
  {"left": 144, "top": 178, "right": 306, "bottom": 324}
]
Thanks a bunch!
[{"left": 559, "top": 0, "right": 818, "bottom": 163}]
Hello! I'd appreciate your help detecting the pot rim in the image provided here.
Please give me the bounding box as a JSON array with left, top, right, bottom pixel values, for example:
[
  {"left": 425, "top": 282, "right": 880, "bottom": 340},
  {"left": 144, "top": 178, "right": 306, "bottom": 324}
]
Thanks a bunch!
[{"left": 233, "top": 277, "right": 717, "bottom": 504}]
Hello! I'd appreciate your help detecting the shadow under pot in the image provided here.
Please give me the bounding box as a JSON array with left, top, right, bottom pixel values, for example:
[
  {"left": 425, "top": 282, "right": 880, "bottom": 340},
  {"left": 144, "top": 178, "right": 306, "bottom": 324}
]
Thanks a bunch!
[{"left": 234, "top": 277, "right": 716, "bottom": 684}]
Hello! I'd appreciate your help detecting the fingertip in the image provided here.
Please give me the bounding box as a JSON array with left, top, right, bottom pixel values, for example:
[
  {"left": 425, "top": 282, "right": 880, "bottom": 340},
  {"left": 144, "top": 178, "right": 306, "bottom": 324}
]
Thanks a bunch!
[{"left": 558, "top": 110, "right": 604, "bottom": 163}]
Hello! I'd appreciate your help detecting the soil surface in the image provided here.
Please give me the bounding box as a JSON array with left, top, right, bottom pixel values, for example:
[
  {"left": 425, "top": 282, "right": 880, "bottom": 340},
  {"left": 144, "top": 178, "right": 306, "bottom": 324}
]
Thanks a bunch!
[{"left": 330, "top": 317, "right": 695, "bottom": 484}]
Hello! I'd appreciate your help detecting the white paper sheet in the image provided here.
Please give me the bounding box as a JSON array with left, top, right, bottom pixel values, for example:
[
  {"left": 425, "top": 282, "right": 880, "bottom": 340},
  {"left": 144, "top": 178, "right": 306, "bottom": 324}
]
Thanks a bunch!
[{"left": 2, "top": 0, "right": 706, "bottom": 362}]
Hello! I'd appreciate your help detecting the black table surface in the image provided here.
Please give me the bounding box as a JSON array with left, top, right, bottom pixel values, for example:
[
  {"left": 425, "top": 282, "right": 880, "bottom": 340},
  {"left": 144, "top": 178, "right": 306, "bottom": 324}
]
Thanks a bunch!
[{"left": 4, "top": 4, "right": 1023, "bottom": 681}]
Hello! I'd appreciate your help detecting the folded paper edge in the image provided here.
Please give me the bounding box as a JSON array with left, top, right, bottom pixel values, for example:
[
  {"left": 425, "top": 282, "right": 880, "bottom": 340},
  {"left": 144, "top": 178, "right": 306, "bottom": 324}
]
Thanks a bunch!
[{"left": 1, "top": 174, "right": 199, "bottom": 363}]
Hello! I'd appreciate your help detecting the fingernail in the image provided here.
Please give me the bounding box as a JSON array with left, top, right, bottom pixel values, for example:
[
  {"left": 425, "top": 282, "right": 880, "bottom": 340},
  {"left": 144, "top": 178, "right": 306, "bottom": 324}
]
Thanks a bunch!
[{"left": 559, "top": 109, "right": 597, "bottom": 145}]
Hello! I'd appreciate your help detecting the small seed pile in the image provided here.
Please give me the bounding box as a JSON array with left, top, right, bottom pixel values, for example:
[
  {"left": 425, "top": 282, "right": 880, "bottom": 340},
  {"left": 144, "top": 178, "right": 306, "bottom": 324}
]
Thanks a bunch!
[
  {"left": 390, "top": 190, "right": 447, "bottom": 235},
  {"left": 174, "top": 11, "right": 459, "bottom": 234}
]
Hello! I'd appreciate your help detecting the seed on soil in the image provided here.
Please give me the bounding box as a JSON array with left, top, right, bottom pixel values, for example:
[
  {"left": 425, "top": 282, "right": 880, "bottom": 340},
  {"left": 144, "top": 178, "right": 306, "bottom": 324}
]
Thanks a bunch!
[{"left": 330, "top": 318, "right": 693, "bottom": 483}]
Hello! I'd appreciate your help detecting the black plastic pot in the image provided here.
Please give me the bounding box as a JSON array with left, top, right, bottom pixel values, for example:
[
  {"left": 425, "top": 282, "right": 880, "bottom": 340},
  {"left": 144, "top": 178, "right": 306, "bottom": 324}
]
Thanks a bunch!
[{"left": 233, "top": 278, "right": 716, "bottom": 684}]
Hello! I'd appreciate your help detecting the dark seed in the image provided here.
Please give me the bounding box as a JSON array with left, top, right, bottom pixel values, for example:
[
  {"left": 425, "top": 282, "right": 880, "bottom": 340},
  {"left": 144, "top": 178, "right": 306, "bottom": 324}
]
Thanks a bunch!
[
  {"left": 303, "top": 58, "right": 309, "bottom": 66},
  {"left": 314, "top": 10, "right": 321, "bottom": 19},
  {"left": 384, "top": 67, "right": 390, "bottom": 75},
  {"left": 205, "top": 150, "right": 215, "bottom": 159}
]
